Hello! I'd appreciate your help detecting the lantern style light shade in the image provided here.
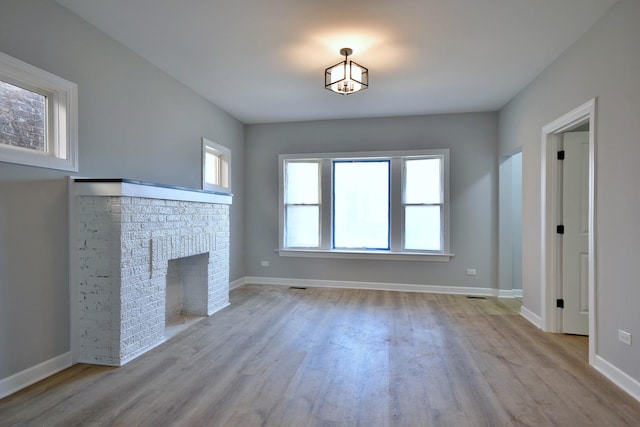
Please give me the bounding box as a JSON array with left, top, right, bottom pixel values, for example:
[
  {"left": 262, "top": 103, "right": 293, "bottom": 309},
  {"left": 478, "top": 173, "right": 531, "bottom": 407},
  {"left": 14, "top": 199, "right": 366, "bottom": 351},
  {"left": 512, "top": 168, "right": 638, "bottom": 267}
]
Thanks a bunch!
[{"left": 325, "top": 48, "right": 368, "bottom": 95}]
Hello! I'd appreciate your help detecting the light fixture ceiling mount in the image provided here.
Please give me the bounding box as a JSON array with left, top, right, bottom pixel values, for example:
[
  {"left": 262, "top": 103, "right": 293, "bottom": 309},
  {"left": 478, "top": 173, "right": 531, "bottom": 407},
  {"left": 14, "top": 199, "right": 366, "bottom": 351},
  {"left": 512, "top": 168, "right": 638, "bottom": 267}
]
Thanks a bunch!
[{"left": 325, "top": 47, "right": 369, "bottom": 95}]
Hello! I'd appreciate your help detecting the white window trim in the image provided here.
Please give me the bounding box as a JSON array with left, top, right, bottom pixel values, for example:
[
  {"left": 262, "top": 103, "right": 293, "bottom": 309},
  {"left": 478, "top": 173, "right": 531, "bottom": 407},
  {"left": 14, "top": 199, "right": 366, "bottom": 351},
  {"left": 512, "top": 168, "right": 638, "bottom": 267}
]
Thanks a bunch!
[
  {"left": 278, "top": 149, "right": 453, "bottom": 261},
  {"left": 202, "top": 137, "right": 231, "bottom": 193},
  {"left": 0, "top": 51, "right": 78, "bottom": 172}
]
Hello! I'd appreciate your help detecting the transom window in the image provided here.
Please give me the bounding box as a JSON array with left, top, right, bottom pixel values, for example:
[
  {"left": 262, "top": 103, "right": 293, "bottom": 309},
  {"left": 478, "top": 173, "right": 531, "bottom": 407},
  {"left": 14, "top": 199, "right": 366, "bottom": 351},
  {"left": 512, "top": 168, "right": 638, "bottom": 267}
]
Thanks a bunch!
[
  {"left": 0, "top": 80, "right": 47, "bottom": 152},
  {"left": 202, "top": 137, "right": 231, "bottom": 193},
  {"left": 279, "top": 149, "right": 452, "bottom": 261},
  {"left": 0, "top": 51, "right": 78, "bottom": 171}
]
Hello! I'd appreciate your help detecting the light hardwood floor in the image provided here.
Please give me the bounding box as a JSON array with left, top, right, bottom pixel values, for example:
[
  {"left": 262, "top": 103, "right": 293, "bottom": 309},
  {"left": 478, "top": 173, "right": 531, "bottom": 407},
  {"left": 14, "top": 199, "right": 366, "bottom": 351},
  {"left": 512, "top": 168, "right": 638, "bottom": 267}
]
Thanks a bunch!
[{"left": 1, "top": 285, "right": 639, "bottom": 426}]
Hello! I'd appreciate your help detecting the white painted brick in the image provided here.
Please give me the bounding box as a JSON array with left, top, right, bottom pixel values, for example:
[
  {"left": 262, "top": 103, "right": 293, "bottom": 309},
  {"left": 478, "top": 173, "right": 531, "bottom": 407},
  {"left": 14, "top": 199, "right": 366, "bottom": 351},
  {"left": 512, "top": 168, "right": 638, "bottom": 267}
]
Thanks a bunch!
[{"left": 77, "top": 193, "right": 230, "bottom": 366}]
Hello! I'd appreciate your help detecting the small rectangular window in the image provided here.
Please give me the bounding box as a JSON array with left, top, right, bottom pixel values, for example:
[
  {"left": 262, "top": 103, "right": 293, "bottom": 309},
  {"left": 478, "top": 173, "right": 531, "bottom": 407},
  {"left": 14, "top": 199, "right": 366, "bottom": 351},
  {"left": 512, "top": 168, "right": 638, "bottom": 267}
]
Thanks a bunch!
[
  {"left": 0, "top": 81, "right": 47, "bottom": 152},
  {"left": 205, "top": 149, "right": 221, "bottom": 185},
  {"left": 202, "top": 137, "right": 231, "bottom": 192},
  {"left": 0, "top": 51, "right": 77, "bottom": 171}
]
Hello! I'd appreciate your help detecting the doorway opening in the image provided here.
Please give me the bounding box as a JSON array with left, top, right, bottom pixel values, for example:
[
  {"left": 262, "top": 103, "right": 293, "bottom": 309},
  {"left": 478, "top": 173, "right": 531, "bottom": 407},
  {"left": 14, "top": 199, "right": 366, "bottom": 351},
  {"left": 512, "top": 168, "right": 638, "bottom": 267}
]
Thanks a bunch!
[{"left": 540, "top": 99, "right": 596, "bottom": 365}]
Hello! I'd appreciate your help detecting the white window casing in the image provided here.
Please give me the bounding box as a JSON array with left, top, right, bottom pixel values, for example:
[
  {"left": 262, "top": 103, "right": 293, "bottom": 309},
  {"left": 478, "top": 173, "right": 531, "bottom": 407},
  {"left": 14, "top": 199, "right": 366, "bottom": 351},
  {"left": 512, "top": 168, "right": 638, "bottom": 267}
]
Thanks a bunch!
[
  {"left": 0, "top": 51, "right": 78, "bottom": 172},
  {"left": 202, "top": 137, "right": 231, "bottom": 193},
  {"left": 279, "top": 149, "right": 453, "bottom": 261}
]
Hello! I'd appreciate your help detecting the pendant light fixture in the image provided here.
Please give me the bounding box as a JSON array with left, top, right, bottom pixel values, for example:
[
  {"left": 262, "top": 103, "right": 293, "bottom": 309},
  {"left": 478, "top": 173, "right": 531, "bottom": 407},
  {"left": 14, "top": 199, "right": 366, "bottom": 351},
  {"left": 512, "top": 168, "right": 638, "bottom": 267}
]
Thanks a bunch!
[{"left": 325, "top": 48, "right": 369, "bottom": 95}]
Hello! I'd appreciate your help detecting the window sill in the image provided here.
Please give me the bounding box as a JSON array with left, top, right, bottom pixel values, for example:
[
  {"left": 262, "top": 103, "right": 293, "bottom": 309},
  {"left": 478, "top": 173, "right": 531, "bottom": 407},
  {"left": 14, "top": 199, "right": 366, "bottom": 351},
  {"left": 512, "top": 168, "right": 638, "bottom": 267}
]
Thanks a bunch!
[{"left": 277, "top": 249, "right": 454, "bottom": 262}]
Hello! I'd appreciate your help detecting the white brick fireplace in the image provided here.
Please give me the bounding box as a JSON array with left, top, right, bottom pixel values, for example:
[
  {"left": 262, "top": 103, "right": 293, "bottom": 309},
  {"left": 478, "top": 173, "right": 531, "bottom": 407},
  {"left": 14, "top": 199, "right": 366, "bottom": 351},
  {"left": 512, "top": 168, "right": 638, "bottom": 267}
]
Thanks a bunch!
[{"left": 72, "top": 179, "right": 232, "bottom": 366}]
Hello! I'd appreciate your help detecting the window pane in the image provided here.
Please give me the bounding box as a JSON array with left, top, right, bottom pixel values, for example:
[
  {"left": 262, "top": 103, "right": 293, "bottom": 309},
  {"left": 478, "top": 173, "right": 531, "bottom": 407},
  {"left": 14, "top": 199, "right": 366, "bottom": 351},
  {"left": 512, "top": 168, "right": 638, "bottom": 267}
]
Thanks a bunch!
[
  {"left": 0, "top": 80, "right": 46, "bottom": 152},
  {"left": 205, "top": 150, "right": 220, "bottom": 185},
  {"left": 405, "top": 205, "right": 441, "bottom": 250},
  {"left": 286, "top": 205, "right": 319, "bottom": 247},
  {"left": 405, "top": 158, "right": 441, "bottom": 204},
  {"left": 286, "top": 161, "right": 319, "bottom": 204},
  {"left": 333, "top": 161, "right": 389, "bottom": 249}
]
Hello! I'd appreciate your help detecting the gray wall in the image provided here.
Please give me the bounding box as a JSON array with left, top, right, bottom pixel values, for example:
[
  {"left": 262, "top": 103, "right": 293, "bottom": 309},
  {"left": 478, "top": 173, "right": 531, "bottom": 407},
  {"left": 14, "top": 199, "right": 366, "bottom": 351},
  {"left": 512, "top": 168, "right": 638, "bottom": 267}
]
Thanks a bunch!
[
  {"left": 499, "top": 0, "right": 640, "bottom": 382},
  {"left": 0, "top": 0, "right": 244, "bottom": 379},
  {"left": 245, "top": 113, "right": 498, "bottom": 288},
  {"left": 510, "top": 153, "right": 522, "bottom": 291},
  {"left": 498, "top": 151, "right": 523, "bottom": 293},
  {"left": 0, "top": 180, "right": 69, "bottom": 379}
]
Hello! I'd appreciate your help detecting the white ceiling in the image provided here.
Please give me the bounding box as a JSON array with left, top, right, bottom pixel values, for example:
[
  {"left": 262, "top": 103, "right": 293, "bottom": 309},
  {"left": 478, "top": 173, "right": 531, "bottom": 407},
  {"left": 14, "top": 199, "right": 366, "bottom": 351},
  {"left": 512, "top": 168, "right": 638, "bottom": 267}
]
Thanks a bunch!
[{"left": 56, "top": 0, "right": 617, "bottom": 124}]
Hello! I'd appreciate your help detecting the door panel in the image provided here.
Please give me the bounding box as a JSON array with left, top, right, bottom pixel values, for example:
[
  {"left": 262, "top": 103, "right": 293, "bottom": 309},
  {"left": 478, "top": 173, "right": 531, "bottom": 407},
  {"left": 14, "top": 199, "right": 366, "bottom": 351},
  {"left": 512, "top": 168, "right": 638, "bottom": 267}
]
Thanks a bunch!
[
  {"left": 579, "top": 253, "right": 589, "bottom": 313},
  {"left": 561, "top": 131, "right": 589, "bottom": 335}
]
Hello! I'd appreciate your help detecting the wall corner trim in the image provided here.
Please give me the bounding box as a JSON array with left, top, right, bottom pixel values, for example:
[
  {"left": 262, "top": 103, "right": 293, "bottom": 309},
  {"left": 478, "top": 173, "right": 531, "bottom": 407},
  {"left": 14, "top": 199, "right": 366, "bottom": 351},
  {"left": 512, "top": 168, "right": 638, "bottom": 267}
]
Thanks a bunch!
[
  {"left": 594, "top": 355, "right": 640, "bottom": 402},
  {"left": 0, "top": 352, "right": 72, "bottom": 400},
  {"left": 520, "top": 305, "right": 543, "bottom": 329},
  {"left": 230, "top": 277, "right": 247, "bottom": 290},
  {"left": 498, "top": 289, "right": 524, "bottom": 298}
]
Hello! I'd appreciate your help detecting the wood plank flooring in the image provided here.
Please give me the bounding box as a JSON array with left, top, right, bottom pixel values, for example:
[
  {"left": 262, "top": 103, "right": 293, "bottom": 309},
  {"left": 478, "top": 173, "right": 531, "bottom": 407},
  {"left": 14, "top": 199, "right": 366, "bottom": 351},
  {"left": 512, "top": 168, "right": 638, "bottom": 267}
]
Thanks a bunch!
[{"left": 1, "top": 285, "right": 639, "bottom": 426}]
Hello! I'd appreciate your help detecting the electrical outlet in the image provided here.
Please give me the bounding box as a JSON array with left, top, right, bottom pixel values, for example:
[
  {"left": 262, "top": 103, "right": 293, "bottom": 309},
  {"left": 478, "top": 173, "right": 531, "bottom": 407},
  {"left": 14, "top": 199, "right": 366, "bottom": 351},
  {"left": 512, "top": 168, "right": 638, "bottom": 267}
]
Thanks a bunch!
[
  {"left": 260, "top": 261, "right": 269, "bottom": 267},
  {"left": 618, "top": 330, "right": 632, "bottom": 346},
  {"left": 466, "top": 268, "right": 477, "bottom": 276}
]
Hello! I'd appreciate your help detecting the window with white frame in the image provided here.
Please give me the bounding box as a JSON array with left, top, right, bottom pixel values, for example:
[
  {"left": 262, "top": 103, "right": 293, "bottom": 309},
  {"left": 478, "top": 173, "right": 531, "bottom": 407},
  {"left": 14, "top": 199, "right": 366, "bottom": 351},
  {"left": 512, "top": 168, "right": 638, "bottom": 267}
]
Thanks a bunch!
[
  {"left": 0, "top": 51, "right": 78, "bottom": 171},
  {"left": 279, "top": 149, "right": 452, "bottom": 261},
  {"left": 283, "top": 160, "right": 320, "bottom": 247},
  {"left": 202, "top": 137, "right": 231, "bottom": 192},
  {"left": 333, "top": 159, "right": 390, "bottom": 250}
]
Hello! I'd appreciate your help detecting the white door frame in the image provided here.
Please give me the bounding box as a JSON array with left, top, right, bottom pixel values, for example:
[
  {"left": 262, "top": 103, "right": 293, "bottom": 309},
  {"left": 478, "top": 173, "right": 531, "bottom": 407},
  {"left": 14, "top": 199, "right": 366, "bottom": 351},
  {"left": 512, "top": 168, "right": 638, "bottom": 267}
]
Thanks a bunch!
[{"left": 540, "top": 98, "right": 596, "bottom": 364}]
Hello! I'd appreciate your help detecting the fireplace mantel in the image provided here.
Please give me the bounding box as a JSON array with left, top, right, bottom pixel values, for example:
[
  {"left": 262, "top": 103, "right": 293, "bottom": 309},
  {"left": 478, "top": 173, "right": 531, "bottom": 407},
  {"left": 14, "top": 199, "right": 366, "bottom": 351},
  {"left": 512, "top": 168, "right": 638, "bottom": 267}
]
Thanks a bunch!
[
  {"left": 73, "top": 178, "right": 232, "bottom": 204},
  {"left": 71, "top": 178, "right": 232, "bottom": 366}
]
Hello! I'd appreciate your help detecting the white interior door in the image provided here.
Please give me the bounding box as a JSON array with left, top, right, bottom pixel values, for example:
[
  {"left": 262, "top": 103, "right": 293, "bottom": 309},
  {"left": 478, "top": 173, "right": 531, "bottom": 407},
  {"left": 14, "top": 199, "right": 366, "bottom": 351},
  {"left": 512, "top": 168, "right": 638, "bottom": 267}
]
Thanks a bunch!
[{"left": 561, "top": 131, "right": 589, "bottom": 335}]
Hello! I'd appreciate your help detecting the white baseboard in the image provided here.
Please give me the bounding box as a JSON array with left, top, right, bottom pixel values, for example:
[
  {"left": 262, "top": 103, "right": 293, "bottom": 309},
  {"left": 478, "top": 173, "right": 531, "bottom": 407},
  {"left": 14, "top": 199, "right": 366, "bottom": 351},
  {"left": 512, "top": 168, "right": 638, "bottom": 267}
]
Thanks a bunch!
[
  {"left": 520, "top": 305, "right": 542, "bottom": 328},
  {"left": 229, "top": 277, "right": 246, "bottom": 290},
  {"left": 244, "top": 276, "right": 498, "bottom": 296},
  {"left": 498, "top": 289, "right": 523, "bottom": 298},
  {"left": 0, "top": 352, "right": 72, "bottom": 400},
  {"left": 594, "top": 355, "right": 640, "bottom": 402}
]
